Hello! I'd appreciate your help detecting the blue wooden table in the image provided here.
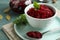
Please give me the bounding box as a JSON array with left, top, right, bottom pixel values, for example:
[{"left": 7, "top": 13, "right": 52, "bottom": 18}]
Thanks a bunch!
[{"left": 0, "top": 0, "right": 60, "bottom": 40}]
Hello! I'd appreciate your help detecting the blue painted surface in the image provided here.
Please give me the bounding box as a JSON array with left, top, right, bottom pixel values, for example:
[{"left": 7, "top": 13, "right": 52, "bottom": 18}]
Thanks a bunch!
[
  {"left": 0, "top": 0, "right": 60, "bottom": 40},
  {"left": 0, "top": 29, "right": 9, "bottom": 40}
]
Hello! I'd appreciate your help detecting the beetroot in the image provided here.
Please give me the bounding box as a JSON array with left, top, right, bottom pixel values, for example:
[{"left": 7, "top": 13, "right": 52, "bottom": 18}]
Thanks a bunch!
[
  {"left": 27, "top": 5, "right": 55, "bottom": 19},
  {"left": 9, "top": 0, "right": 27, "bottom": 13},
  {"left": 26, "top": 31, "right": 42, "bottom": 39}
]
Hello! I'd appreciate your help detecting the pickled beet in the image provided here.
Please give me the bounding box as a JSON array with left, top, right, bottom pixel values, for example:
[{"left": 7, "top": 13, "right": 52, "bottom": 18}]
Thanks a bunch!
[
  {"left": 27, "top": 31, "right": 42, "bottom": 39},
  {"left": 27, "top": 5, "right": 55, "bottom": 19}
]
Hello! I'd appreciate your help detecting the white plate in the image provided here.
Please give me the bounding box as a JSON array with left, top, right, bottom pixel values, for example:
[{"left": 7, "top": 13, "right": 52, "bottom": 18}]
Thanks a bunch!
[{"left": 14, "top": 17, "right": 60, "bottom": 40}]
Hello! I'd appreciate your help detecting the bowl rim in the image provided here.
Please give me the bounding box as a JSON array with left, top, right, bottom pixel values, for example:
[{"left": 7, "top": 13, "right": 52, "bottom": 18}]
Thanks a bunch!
[{"left": 24, "top": 3, "right": 57, "bottom": 20}]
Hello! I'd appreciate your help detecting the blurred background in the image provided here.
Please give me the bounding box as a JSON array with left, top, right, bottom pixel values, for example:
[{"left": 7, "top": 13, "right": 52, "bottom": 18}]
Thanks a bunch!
[{"left": 0, "top": 0, "right": 60, "bottom": 40}]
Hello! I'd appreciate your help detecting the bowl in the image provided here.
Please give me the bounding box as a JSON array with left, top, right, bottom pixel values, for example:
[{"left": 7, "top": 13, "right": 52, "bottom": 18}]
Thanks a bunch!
[{"left": 24, "top": 3, "right": 57, "bottom": 29}]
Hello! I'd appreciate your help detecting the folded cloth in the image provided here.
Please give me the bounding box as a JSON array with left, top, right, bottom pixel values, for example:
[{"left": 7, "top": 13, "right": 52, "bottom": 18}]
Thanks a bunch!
[{"left": 2, "top": 23, "right": 22, "bottom": 40}]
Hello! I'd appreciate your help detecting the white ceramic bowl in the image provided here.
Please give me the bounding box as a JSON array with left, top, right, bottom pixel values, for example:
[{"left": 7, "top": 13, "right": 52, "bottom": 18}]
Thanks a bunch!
[{"left": 24, "top": 3, "right": 57, "bottom": 29}]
